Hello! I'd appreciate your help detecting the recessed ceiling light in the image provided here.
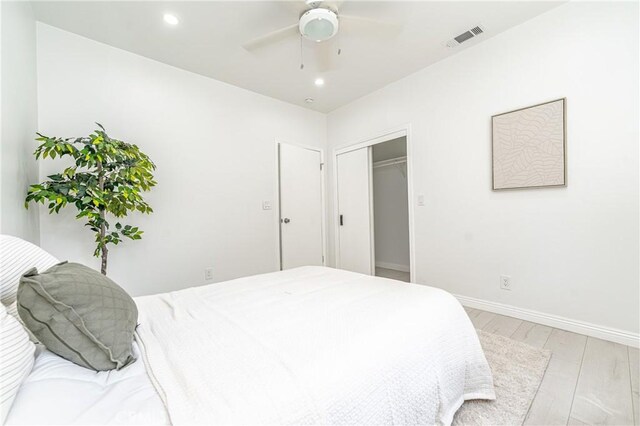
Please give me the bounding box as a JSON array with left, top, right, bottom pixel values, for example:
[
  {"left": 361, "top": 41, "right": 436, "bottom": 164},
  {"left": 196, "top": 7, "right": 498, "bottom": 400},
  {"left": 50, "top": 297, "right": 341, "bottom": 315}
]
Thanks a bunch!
[
  {"left": 314, "top": 78, "right": 324, "bottom": 87},
  {"left": 163, "top": 13, "right": 179, "bottom": 26},
  {"left": 305, "top": 98, "right": 314, "bottom": 103}
]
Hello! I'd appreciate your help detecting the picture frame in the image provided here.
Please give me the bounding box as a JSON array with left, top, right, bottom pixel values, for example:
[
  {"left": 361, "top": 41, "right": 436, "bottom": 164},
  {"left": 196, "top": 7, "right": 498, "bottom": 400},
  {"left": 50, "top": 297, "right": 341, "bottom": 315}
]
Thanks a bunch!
[{"left": 491, "top": 98, "right": 566, "bottom": 190}]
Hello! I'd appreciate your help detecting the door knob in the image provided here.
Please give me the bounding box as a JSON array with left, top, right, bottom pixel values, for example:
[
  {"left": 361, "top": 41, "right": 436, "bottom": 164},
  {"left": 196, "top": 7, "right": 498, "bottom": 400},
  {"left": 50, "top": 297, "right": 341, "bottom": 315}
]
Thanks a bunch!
[{"left": 282, "top": 218, "right": 291, "bottom": 224}]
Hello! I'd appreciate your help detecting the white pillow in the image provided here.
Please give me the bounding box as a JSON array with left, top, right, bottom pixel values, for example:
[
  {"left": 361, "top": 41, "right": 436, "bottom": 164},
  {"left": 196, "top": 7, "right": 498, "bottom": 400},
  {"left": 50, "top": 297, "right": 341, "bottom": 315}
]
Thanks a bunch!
[
  {"left": 0, "top": 235, "right": 59, "bottom": 312},
  {"left": 0, "top": 303, "right": 35, "bottom": 423}
]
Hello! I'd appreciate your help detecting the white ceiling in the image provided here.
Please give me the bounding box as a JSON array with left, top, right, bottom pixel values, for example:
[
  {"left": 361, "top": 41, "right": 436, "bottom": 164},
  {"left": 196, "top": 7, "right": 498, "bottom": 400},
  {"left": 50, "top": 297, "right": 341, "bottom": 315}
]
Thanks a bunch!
[{"left": 31, "top": 1, "right": 563, "bottom": 113}]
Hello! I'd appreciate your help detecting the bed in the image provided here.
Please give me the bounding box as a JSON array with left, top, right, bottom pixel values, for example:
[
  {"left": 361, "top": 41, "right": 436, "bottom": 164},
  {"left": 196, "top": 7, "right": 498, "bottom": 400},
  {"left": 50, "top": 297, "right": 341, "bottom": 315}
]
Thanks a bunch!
[{"left": 7, "top": 266, "right": 494, "bottom": 425}]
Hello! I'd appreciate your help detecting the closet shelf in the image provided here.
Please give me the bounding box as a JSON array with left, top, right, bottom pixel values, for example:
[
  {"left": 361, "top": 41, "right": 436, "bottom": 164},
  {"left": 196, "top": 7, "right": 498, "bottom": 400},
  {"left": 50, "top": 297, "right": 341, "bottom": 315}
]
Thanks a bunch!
[{"left": 372, "top": 156, "right": 407, "bottom": 169}]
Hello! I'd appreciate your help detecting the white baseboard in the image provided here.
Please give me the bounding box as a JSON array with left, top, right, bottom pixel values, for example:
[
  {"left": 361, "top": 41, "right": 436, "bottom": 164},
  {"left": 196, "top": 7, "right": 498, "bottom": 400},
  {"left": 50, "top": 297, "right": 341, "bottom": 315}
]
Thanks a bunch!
[
  {"left": 455, "top": 294, "right": 639, "bottom": 348},
  {"left": 375, "top": 262, "right": 410, "bottom": 272}
]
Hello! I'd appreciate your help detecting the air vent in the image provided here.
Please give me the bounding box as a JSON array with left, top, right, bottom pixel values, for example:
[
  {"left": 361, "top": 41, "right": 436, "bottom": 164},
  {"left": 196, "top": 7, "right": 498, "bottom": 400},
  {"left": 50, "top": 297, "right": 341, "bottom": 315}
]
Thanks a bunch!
[
  {"left": 446, "top": 25, "right": 485, "bottom": 48},
  {"left": 454, "top": 31, "right": 474, "bottom": 44}
]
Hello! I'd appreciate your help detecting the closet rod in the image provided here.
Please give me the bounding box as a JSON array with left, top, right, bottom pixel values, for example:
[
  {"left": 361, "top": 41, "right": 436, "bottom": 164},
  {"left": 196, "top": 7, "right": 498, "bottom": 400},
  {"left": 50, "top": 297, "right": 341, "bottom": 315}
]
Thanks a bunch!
[{"left": 372, "top": 156, "right": 407, "bottom": 169}]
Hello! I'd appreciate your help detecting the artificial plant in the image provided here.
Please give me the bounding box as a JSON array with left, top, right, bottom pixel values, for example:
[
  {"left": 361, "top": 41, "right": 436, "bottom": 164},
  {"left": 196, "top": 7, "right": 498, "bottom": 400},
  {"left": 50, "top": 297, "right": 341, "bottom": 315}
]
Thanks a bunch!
[{"left": 25, "top": 124, "right": 157, "bottom": 275}]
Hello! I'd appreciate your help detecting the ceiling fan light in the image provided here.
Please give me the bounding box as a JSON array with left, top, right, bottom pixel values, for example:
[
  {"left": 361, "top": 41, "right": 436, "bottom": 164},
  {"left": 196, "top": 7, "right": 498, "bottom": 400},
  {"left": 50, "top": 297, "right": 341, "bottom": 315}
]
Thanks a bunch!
[
  {"left": 299, "top": 8, "right": 339, "bottom": 42},
  {"left": 304, "top": 18, "right": 334, "bottom": 41}
]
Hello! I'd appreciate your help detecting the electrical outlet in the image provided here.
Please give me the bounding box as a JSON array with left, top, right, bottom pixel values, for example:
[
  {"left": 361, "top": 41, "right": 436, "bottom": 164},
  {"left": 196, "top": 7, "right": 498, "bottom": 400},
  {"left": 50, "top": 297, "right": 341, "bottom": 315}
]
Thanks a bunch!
[
  {"left": 204, "top": 267, "right": 214, "bottom": 281},
  {"left": 500, "top": 275, "right": 512, "bottom": 291},
  {"left": 262, "top": 200, "right": 272, "bottom": 210}
]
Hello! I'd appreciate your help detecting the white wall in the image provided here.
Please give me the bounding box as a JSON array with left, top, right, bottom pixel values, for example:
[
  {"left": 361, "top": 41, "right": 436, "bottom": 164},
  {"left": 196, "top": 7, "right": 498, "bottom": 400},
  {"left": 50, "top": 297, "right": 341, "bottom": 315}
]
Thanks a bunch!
[
  {"left": 327, "top": 2, "right": 639, "bottom": 334},
  {"left": 36, "top": 24, "right": 326, "bottom": 296},
  {"left": 373, "top": 162, "right": 409, "bottom": 271},
  {"left": 0, "top": 1, "right": 40, "bottom": 243}
]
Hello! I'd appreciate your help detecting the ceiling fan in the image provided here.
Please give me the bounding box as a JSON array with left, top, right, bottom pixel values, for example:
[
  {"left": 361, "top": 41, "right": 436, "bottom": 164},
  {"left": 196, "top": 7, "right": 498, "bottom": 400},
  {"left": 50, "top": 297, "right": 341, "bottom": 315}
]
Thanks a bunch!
[{"left": 242, "top": 0, "right": 401, "bottom": 71}]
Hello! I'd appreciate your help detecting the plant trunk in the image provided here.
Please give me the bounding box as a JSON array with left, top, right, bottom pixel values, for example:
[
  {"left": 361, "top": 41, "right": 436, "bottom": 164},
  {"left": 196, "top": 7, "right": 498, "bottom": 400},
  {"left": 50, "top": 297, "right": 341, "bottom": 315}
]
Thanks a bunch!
[
  {"left": 100, "top": 211, "right": 108, "bottom": 275},
  {"left": 98, "top": 160, "right": 108, "bottom": 275}
]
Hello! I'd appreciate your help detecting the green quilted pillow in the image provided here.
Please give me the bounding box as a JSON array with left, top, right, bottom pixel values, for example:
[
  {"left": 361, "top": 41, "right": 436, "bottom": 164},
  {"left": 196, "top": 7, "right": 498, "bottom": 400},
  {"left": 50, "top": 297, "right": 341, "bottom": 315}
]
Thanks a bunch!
[{"left": 17, "top": 262, "right": 137, "bottom": 371}]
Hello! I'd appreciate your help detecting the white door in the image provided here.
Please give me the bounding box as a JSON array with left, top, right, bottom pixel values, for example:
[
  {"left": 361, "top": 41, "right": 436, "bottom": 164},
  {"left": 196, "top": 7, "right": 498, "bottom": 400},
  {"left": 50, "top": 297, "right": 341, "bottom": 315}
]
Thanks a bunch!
[
  {"left": 279, "top": 143, "right": 324, "bottom": 269},
  {"left": 336, "top": 147, "right": 373, "bottom": 274}
]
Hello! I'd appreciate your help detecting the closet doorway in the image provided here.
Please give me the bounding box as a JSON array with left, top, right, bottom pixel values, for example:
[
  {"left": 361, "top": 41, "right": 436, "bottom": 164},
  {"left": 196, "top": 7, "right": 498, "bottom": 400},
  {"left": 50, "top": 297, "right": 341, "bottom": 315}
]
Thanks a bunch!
[
  {"left": 371, "top": 138, "right": 410, "bottom": 282},
  {"left": 333, "top": 127, "right": 414, "bottom": 282}
]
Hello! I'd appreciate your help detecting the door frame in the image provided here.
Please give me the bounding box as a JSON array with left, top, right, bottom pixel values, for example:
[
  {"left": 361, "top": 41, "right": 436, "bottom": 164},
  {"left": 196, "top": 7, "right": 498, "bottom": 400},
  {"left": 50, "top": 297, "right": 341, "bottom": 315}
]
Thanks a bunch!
[
  {"left": 332, "top": 123, "right": 416, "bottom": 282},
  {"left": 275, "top": 140, "right": 327, "bottom": 270}
]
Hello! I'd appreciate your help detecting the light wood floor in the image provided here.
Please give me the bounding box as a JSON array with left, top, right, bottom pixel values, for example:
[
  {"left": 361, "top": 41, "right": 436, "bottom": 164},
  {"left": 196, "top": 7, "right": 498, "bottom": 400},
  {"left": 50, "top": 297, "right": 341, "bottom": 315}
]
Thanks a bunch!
[
  {"left": 464, "top": 307, "right": 639, "bottom": 426},
  {"left": 375, "top": 267, "right": 410, "bottom": 282}
]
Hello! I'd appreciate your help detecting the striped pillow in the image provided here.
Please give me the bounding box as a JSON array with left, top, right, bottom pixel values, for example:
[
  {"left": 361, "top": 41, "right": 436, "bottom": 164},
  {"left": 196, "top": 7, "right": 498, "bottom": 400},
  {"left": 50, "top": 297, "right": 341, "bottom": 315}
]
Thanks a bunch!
[
  {"left": 0, "top": 235, "right": 59, "bottom": 315},
  {"left": 0, "top": 303, "right": 35, "bottom": 423}
]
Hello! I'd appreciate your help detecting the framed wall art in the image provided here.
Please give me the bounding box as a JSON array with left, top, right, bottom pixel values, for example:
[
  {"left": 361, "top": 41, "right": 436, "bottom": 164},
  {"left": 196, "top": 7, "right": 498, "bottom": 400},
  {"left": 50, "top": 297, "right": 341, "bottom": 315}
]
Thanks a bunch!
[{"left": 492, "top": 98, "right": 566, "bottom": 190}]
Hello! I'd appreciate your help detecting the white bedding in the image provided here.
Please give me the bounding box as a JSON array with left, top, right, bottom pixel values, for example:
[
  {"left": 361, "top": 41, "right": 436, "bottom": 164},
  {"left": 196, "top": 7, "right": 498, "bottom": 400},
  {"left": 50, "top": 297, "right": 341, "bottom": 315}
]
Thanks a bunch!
[
  {"left": 135, "top": 266, "right": 494, "bottom": 425},
  {"left": 6, "top": 342, "right": 168, "bottom": 425}
]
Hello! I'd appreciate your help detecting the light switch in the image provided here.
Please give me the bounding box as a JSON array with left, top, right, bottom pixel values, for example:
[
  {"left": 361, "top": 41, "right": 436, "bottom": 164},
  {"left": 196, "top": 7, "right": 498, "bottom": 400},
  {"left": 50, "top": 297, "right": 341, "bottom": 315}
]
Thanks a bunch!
[
  {"left": 417, "top": 195, "right": 425, "bottom": 206},
  {"left": 262, "top": 200, "right": 272, "bottom": 210}
]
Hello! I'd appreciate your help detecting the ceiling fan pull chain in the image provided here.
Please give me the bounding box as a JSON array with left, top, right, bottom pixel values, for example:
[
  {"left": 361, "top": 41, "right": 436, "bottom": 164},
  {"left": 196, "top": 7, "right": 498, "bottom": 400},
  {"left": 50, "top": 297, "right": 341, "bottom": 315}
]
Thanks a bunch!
[{"left": 300, "top": 35, "right": 305, "bottom": 70}]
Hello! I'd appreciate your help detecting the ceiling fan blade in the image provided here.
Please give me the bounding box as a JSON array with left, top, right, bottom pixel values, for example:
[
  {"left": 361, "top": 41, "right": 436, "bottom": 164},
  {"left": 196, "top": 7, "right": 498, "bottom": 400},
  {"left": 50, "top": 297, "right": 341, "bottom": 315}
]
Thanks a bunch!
[
  {"left": 339, "top": 14, "right": 403, "bottom": 37},
  {"left": 242, "top": 24, "right": 299, "bottom": 52}
]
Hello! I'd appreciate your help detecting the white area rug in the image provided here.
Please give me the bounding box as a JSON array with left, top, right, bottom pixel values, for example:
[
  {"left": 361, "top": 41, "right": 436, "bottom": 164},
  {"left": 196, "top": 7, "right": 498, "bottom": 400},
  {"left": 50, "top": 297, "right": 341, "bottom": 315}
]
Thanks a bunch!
[{"left": 453, "top": 330, "right": 551, "bottom": 425}]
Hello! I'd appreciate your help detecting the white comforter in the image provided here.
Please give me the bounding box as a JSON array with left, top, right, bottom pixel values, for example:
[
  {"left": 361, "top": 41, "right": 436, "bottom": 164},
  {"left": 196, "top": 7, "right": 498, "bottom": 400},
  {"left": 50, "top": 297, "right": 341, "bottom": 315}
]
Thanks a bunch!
[{"left": 135, "top": 266, "right": 494, "bottom": 425}]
